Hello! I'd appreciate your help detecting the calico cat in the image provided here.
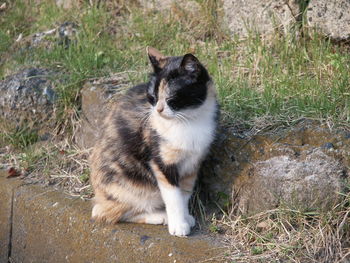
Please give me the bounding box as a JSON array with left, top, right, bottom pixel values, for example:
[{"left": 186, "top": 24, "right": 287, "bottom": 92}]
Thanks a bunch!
[{"left": 90, "top": 47, "right": 218, "bottom": 236}]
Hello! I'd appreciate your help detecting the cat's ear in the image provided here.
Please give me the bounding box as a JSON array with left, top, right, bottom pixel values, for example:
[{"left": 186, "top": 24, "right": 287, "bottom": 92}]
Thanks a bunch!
[
  {"left": 147, "top": 46, "right": 167, "bottom": 73},
  {"left": 181, "top": 54, "right": 200, "bottom": 74}
]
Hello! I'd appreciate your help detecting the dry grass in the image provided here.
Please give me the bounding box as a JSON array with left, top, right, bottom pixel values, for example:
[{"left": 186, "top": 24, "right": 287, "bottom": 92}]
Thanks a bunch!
[
  {"left": 0, "top": 140, "right": 93, "bottom": 199},
  {"left": 213, "top": 193, "right": 350, "bottom": 263},
  {"left": 1, "top": 2, "right": 350, "bottom": 262}
]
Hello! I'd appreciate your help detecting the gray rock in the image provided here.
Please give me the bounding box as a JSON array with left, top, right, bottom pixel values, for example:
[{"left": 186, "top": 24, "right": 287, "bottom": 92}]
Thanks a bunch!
[
  {"left": 16, "top": 22, "right": 78, "bottom": 50},
  {"left": 138, "top": 0, "right": 200, "bottom": 12},
  {"left": 74, "top": 74, "right": 129, "bottom": 149},
  {"left": 31, "top": 28, "right": 57, "bottom": 48},
  {"left": 201, "top": 123, "right": 349, "bottom": 215},
  {"left": 0, "top": 68, "right": 57, "bottom": 132},
  {"left": 307, "top": 0, "right": 350, "bottom": 40},
  {"left": 235, "top": 149, "right": 346, "bottom": 214},
  {"left": 55, "top": 0, "right": 76, "bottom": 9},
  {"left": 223, "top": 0, "right": 301, "bottom": 37},
  {"left": 58, "top": 22, "right": 78, "bottom": 48},
  {"left": 322, "top": 142, "right": 334, "bottom": 149}
]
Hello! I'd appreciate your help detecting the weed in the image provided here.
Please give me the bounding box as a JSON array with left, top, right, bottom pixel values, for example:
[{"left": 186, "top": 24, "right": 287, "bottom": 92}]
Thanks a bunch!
[
  {"left": 209, "top": 223, "right": 220, "bottom": 233},
  {"left": 1, "top": 126, "right": 39, "bottom": 150},
  {"left": 0, "top": 140, "right": 93, "bottom": 198},
  {"left": 217, "top": 187, "right": 350, "bottom": 263},
  {"left": 1, "top": 0, "right": 349, "bottom": 132}
]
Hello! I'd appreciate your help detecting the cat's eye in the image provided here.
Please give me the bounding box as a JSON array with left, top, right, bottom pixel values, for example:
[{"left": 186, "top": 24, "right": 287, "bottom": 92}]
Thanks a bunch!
[
  {"left": 147, "top": 94, "right": 156, "bottom": 105},
  {"left": 166, "top": 98, "right": 179, "bottom": 110}
]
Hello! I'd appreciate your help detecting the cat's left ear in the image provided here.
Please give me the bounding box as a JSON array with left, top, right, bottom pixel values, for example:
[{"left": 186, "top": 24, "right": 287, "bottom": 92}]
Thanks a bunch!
[
  {"left": 147, "top": 46, "right": 167, "bottom": 73},
  {"left": 181, "top": 54, "right": 200, "bottom": 74}
]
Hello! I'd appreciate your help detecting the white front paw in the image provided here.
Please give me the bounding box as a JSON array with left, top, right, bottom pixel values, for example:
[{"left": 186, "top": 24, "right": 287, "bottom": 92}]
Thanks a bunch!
[
  {"left": 168, "top": 220, "right": 191, "bottom": 237},
  {"left": 186, "top": 214, "right": 196, "bottom": 227}
]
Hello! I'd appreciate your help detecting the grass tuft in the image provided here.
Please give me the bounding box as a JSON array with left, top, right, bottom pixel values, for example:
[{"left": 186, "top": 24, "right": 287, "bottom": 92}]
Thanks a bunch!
[
  {"left": 215, "top": 188, "right": 350, "bottom": 262},
  {"left": 0, "top": 140, "right": 92, "bottom": 199},
  {"left": 1, "top": 0, "right": 349, "bottom": 131},
  {"left": 1, "top": 126, "right": 39, "bottom": 150}
]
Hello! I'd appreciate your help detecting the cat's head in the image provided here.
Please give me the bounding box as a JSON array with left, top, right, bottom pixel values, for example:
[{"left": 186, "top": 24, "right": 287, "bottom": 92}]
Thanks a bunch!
[{"left": 146, "top": 47, "right": 215, "bottom": 120}]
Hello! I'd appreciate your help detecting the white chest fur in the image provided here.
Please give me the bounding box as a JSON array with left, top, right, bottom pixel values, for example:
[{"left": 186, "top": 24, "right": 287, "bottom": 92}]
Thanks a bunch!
[{"left": 150, "top": 97, "right": 217, "bottom": 175}]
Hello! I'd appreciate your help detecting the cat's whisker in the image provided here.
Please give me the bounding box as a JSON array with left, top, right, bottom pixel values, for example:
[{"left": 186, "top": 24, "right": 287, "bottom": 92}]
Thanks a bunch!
[
  {"left": 177, "top": 112, "right": 194, "bottom": 124},
  {"left": 175, "top": 113, "right": 189, "bottom": 125},
  {"left": 140, "top": 111, "right": 152, "bottom": 125},
  {"left": 174, "top": 113, "right": 185, "bottom": 123},
  {"left": 178, "top": 111, "right": 191, "bottom": 120}
]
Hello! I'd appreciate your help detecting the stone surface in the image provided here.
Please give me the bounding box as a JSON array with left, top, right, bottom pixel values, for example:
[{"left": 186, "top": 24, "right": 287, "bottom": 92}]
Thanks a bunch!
[
  {"left": 14, "top": 22, "right": 78, "bottom": 50},
  {"left": 201, "top": 122, "right": 349, "bottom": 214},
  {"left": 0, "top": 68, "right": 57, "bottom": 133},
  {"left": 55, "top": 0, "right": 77, "bottom": 9},
  {"left": 0, "top": 173, "right": 223, "bottom": 263},
  {"left": 307, "top": 0, "right": 350, "bottom": 40},
  {"left": 57, "top": 21, "right": 78, "bottom": 48},
  {"left": 0, "top": 175, "right": 23, "bottom": 263},
  {"left": 236, "top": 149, "right": 345, "bottom": 214},
  {"left": 75, "top": 74, "right": 129, "bottom": 149},
  {"left": 138, "top": 0, "right": 200, "bottom": 12},
  {"left": 223, "top": 0, "right": 301, "bottom": 37}
]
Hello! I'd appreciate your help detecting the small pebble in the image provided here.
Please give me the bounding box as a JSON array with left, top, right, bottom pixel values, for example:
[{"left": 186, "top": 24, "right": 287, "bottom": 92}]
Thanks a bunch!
[
  {"left": 345, "top": 132, "right": 350, "bottom": 139},
  {"left": 336, "top": 141, "right": 343, "bottom": 147},
  {"left": 322, "top": 142, "right": 334, "bottom": 149}
]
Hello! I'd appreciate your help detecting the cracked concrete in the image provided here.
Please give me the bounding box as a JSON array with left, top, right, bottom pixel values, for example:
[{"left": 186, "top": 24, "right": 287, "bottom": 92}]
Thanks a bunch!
[
  {"left": 0, "top": 175, "right": 22, "bottom": 263},
  {"left": 0, "top": 173, "right": 224, "bottom": 263}
]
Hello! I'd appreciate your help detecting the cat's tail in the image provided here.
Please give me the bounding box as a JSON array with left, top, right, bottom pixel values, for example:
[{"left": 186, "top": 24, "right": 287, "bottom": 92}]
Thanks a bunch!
[{"left": 91, "top": 190, "right": 130, "bottom": 224}]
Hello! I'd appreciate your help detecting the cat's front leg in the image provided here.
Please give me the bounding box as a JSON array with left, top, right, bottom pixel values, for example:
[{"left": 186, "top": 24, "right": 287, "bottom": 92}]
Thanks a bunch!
[
  {"left": 179, "top": 172, "right": 198, "bottom": 228},
  {"left": 150, "top": 161, "right": 192, "bottom": 237}
]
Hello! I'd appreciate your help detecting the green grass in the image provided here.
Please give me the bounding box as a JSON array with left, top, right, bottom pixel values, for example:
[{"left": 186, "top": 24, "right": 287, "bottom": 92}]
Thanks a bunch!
[
  {"left": 0, "top": 125, "right": 39, "bottom": 150},
  {"left": 218, "top": 187, "right": 350, "bottom": 262},
  {"left": 0, "top": 0, "right": 349, "bottom": 131},
  {"left": 0, "top": 2, "right": 349, "bottom": 261}
]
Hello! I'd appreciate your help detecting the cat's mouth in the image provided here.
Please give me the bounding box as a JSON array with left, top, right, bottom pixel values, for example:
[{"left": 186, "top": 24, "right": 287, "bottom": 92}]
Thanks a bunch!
[{"left": 158, "top": 112, "right": 174, "bottom": 120}]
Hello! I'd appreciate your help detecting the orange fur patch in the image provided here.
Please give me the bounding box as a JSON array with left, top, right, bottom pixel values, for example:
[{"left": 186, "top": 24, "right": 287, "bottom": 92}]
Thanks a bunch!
[
  {"left": 150, "top": 161, "right": 173, "bottom": 188},
  {"left": 179, "top": 172, "right": 197, "bottom": 192},
  {"left": 156, "top": 79, "right": 167, "bottom": 112},
  {"left": 92, "top": 190, "right": 130, "bottom": 224},
  {"left": 159, "top": 144, "right": 182, "bottom": 165}
]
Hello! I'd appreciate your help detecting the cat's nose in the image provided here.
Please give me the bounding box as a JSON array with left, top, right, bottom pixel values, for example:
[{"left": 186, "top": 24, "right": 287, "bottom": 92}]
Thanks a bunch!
[{"left": 157, "top": 105, "right": 164, "bottom": 113}]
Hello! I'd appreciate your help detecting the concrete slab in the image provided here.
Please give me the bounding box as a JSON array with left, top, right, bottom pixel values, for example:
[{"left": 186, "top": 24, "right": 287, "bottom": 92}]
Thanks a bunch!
[
  {"left": 0, "top": 173, "right": 224, "bottom": 263},
  {"left": 0, "top": 173, "right": 23, "bottom": 263}
]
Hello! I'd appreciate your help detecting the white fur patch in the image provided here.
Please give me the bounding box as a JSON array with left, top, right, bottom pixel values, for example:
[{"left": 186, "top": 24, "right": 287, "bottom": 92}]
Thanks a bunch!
[
  {"left": 144, "top": 212, "right": 168, "bottom": 225},
  {"left": 150, "top": 92, "right": 217, "bottom": 176},
  {"left": 158, "top": 185, "right": 191, "bottom": 236},
  {"left": 106, "top": 184, "right": 164, "bottom": 214}
]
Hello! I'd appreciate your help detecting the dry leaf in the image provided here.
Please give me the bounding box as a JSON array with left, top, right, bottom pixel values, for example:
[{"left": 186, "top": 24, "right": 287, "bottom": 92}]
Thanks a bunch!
[
  {"left": 0, "top": 3, "right": 6, "bottom": 11},
  {"left": 7, "top": 167, "right": 21, "bottom": 178}
]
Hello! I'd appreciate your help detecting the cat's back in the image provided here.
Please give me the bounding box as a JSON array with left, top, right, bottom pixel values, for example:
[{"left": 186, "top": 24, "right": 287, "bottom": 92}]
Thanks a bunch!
[
  {"left": 116, "top": 83, "right": 149, "bottom": 115},
  {"left": 90, "top": 82, "right": 155, "bottom": 186},
  {"left": 92, "top": 82, "right": 151, "bottom": 161},
  {"left": 101, "top": 83, "right": 150, "bottom": 136}
]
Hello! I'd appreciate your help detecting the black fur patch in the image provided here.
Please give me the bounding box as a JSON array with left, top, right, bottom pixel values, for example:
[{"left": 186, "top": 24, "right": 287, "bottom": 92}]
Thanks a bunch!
[
  {"left": 100, "top": 165, "right": 118, "bottom": 184},
  {"left": 106, "top": 116, "right": 156, "bottom": 186},
  {"left": 154, "top": 156, "right": 179, "bottom": 186},
  {"left": 147, "top": 55, "right": 210, "bottom": 111},
  {"left": 115, "top": 116, "right": 149, "bottom": 163},
  {"left": 106, "top": 194, "right": 117, "bottom": 201}
]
